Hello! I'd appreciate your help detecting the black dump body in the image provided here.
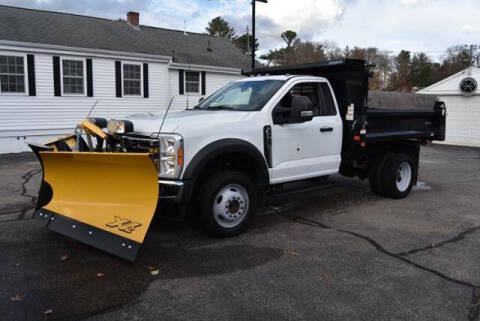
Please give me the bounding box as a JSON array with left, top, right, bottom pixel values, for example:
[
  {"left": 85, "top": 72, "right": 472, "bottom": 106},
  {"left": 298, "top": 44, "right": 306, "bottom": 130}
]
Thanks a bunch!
[{"left": 244, "top": 59, "right": 446, "bottom": 176}]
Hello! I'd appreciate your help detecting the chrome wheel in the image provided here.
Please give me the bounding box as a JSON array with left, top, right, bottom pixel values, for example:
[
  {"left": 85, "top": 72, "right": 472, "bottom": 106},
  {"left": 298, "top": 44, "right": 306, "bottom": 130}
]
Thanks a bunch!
[
  {"left": 213, "top": 184, "right": 249, "bottom": 229},
  {"left": 396, "top": 161, "right": 412, "bottom": 192}
]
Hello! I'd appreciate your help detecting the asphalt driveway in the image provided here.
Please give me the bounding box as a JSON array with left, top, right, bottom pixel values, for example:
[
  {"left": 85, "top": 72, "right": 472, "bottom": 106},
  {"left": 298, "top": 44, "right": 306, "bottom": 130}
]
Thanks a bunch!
[{"left": 0, "top": 144, "right": 479, "bottom": 321}]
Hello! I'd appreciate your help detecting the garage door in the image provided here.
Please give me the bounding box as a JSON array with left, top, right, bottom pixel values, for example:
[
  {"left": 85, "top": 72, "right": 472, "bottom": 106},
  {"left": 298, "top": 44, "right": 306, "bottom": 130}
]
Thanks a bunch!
[{"left": 442, "top": 96, "right": 480, "bottom": 147}]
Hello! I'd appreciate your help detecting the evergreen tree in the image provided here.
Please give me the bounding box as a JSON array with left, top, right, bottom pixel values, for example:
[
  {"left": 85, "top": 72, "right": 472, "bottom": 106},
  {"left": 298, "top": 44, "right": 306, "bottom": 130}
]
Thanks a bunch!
[
  {"left": 410, "top": 53, "right": 433, "bottom": 88},
  {"left": 205, "top": 17, "right": 237, "bottom": 40},
  {"left": 389, "top": 51, "right": 412, "bottom": 91},
  {"left": 280, "top": 30, "right": 297, "bottom": 48}
]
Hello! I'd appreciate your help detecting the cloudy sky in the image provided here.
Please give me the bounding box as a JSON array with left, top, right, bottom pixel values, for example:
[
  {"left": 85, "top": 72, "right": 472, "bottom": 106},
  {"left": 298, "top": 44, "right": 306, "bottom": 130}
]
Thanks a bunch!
[{"left": 1, "top": 0, "right": 479, "bottom": 60}]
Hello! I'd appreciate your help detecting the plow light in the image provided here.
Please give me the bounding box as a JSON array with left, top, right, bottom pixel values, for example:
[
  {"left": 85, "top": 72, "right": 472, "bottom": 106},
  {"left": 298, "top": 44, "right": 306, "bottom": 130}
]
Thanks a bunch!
[{"left": 107, "top": 119, "right": 134, "bottom": 134}]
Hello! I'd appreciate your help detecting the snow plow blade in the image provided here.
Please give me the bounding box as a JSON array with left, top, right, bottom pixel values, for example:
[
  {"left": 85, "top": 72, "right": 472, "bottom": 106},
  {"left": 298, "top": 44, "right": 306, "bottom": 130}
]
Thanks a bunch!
[{"left": 33, "top": 151, "right": 159, "bottom": 261}]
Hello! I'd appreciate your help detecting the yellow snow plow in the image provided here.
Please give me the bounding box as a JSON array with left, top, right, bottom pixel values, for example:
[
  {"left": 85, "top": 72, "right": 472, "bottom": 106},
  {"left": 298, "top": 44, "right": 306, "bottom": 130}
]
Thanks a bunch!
[{"left": 30, "top": 119, "right": 160, "bottom": 261}]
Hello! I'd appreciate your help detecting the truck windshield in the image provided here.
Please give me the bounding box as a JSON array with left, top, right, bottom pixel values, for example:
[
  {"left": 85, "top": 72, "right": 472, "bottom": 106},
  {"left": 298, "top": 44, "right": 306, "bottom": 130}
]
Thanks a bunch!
[{"left": 195, "top": 80, "right": 286, "bottom": 111}]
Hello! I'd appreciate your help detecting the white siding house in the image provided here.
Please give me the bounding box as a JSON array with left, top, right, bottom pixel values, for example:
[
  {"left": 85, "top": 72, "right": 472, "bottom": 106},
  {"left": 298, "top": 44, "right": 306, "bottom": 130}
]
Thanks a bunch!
[
  {"left": 417, "top": 66, "right": 480, "bottom": 147},
  {"left": 0, "top": 6, "right": 249, "bottom": 153}
]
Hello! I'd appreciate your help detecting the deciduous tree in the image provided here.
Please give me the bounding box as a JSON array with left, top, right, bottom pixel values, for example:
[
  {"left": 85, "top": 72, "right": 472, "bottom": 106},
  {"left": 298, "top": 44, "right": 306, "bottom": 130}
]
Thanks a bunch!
[{"left": 233, "top": 34, "right": 259, "bottom": 55}]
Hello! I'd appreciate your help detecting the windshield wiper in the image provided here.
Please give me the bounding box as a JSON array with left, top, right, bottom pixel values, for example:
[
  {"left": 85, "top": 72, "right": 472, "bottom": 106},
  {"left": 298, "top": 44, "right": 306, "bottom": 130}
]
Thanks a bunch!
[{"left": 207, "top": 106, "right": 235, "bottom": 111}]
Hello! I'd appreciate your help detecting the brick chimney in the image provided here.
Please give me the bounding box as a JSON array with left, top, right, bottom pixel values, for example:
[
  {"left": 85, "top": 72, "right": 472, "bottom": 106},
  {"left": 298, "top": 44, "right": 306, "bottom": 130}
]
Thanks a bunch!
[{"left": 127, "top": 11, "right": 139, "bottom": 27}]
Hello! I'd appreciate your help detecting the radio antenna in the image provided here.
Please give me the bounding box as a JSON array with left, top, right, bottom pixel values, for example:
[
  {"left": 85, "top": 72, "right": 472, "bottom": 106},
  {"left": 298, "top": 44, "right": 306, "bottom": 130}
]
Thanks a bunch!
[
  {"left": 157, "top": 96, "right": 175, "bottom": 139},
  {"left": 85, "top": 100, "right": 99, "bottom": 119},
  {"left": 73, "top": 100, "right": 99, "bottom": 150}
]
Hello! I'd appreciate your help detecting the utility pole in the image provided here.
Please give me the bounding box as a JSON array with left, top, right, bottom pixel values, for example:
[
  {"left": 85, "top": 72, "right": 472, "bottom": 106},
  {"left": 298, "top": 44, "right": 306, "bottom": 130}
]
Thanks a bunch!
[
  {"left": 469, "top": 45, "right": 474, "bottom": 66},
  {"left": 251, "top": 0, "right": 267, "bottom": 71},
  {"left": 246, "top": 25, "right": 250, "bottom": 54}
]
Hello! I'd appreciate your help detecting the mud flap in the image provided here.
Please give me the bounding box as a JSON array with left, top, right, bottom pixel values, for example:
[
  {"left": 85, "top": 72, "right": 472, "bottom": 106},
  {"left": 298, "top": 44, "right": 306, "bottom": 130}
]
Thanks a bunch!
[{"left": 33, "top": 152, "right": 159, "bottom": 261}]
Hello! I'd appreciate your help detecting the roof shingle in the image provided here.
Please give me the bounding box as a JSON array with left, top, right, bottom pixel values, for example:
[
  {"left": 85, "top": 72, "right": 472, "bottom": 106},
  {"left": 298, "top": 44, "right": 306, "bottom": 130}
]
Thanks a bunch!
[{"left": 0, "top": 5, "right": 251, "bottom": 70}]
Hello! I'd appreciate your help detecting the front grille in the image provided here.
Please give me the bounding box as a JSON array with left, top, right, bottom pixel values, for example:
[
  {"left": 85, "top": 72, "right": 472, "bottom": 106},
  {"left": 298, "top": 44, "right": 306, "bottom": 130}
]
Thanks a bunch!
[{"left": 122, "top": 135, "right": 159, "bottom": 153}]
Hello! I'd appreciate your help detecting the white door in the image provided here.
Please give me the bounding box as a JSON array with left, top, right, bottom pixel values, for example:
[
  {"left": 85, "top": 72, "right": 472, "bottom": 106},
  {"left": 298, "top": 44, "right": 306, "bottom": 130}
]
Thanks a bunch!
[
  {"left": 444, "top": 96, "right": 480, "bottom": 147},
  {"left": 270, "top": 81, "right": 343, "bottom": 184}
]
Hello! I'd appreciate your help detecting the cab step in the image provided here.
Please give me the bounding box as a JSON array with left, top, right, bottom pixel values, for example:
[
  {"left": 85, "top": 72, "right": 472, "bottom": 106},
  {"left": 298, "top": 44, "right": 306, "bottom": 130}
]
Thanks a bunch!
[{"left": 270, "top": 176, "right": 336, "bottom": 197}]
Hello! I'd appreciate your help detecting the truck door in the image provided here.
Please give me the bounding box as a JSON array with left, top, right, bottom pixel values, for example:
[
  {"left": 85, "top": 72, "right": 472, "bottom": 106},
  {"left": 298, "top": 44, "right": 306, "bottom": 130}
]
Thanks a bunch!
[{"left": 269, "top": 81, "right": 343, "bottom": 184}]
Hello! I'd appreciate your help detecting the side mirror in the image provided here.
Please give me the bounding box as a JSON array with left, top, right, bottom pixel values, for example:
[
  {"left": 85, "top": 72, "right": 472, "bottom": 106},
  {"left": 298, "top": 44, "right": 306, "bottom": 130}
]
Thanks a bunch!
[
  {"left": 273, "top": 96, "right": 314, "bottom": 124},
  {"left": 292, "top": 96, "right": 314, "bottom": 120},
  {"left": 291, "top": 96, "right": 314, "bottom": 122}
]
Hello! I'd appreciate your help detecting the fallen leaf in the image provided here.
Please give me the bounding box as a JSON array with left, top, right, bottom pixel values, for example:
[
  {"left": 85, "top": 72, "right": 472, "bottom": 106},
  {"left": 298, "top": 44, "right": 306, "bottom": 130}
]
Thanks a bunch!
[
  {"left": 96, "top": 272, "right": 104, "bottom": 278},
  {"left": 150, "top": 269, "right": 160, "bottom": 276},
  {"left": 60, "top": 254, "right": 69, "bottom": 261},
  {"left": 14, "top": 263, "right": 21, "bottom": 267},
  {"left": 432, "top": 243, "right": 437, "bottom": 248},
  {"left": 287, "top": 250, "right": 299, "bottom": 257},
  {"left": 44, "top": 309, "right": 53, "bottom": 315},
  {"left": 321, "top": 273, "right": 330, "bottom": 282},
  {"left": 10, "top": 294, "right": 23, "bottom": 302},
  {"left": 147, "top": 265, "right": 156, "bottom": 270}
]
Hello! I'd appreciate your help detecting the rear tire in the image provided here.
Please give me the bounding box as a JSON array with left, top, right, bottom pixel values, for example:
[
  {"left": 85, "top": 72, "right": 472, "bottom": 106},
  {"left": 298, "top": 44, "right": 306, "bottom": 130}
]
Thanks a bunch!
[
  {"left": 369, "top": 153, "right": 393, "bottom": 196},
  {"left": 199, "top": 170, "right": 257, "bottom": 238},
  {"left": 381, "top": 153, "right": 416, "bottom": 199}
]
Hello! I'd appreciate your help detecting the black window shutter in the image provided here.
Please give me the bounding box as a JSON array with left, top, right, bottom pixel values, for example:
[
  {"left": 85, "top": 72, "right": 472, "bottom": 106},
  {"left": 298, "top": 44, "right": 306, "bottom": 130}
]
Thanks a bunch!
[
  {"left": 201, "top": 71, "right": 206, "bottom": 96},
  {"left": 86, "top": 58, "right": 93, "bottom": 97},
  {"left": 115, "top": 61, "right": 122, "bottom": 97},
  {"left": 179, "top": 69, "right": 184, "bottom": 95},
  {"left": 53, "top": 56, "right": 61, "bottom": 96},
  {"left": 27, "top": 54, "right": 36, "bottom": 96},
  {"left": 143, "top": 63, "right": 149, "bottom": 98}
]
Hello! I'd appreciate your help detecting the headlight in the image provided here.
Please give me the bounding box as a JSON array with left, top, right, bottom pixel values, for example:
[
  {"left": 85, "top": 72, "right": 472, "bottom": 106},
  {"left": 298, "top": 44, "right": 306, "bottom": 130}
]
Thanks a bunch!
[
  {"left": 158, "top": 134, "right": 184, "bottom": 179},
  {"left": 107, "top": 119, "right": 134, "bottom": 134}
]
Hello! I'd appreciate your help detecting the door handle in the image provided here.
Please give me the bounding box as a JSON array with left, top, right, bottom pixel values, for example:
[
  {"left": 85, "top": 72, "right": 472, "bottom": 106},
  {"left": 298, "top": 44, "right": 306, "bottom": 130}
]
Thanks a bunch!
[{"left": 320, "top": 127, "right": 334, "bottom": 133}]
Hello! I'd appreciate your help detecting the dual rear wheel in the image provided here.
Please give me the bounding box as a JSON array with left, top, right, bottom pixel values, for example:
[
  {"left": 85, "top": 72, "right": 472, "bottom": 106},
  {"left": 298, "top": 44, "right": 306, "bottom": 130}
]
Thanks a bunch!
[{"left": 369, "top": 153, "right": 416, "bottom": 199}]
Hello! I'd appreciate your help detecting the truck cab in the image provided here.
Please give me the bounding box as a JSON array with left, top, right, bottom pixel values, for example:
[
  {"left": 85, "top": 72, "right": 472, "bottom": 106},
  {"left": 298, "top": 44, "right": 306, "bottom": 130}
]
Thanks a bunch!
[{"left": 112, "top": 74, "right": 344, "bottom": 236}]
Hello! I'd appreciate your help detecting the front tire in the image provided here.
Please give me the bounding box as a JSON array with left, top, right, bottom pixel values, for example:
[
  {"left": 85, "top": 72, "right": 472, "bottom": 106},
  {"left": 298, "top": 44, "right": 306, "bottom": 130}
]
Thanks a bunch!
[{"left": 199, "top": 170, "right": 257, "bottom": 238}]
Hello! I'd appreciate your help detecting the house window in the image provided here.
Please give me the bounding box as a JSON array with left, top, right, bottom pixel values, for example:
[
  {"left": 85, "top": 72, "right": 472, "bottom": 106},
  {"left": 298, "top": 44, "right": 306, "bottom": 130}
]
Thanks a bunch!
[
  {"left": 185, "top": 71, "right": 200, "bottom": 93},
  {"left": 62, "top": 59, "right": 85, "bottom": 95},
  {"left": 0, "top": 55, "right": 26, "bottom": 94},
  {"left": 123, "top": 63, "right": 142, "bottom": 96}
]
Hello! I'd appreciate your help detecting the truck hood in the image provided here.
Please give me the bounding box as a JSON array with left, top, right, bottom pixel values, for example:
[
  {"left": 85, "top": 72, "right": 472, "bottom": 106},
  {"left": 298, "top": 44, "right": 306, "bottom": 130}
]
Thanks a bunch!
[{"left": 125, "top": 110, "right": 251, "bottom": 135}]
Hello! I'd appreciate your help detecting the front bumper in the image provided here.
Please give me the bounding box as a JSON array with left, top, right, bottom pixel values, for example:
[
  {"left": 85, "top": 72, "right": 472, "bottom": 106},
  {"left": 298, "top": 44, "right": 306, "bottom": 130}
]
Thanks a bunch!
[{"left": 159, "top": 180, "right": 184, "bottom": 203}]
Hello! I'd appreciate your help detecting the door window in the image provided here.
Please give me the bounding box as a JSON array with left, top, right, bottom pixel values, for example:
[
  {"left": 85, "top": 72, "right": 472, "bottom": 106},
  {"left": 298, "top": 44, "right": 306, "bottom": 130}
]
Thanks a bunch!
[
  {"left": 319, "top": 83, "right": 337, "bottom": 116},
  {"left": 277, "top": 82, "right": 338, "bottom": 117},
  {"left": 277, "top": 82, "right": 320, "bottom": 115}
]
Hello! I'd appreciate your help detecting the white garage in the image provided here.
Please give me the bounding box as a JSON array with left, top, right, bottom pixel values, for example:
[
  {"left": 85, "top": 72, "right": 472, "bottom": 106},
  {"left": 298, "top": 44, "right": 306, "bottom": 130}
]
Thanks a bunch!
[{"left": 418, "top": 67, "right": 480, "bottom": 147}]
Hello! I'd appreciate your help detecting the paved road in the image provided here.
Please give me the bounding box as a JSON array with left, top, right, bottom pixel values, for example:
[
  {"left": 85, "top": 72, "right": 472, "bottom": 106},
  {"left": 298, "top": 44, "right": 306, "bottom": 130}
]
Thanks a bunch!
[{"left": 0, "top": 145, "right": 479, "bottom": 321}]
